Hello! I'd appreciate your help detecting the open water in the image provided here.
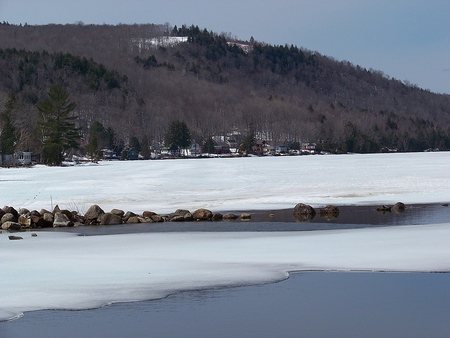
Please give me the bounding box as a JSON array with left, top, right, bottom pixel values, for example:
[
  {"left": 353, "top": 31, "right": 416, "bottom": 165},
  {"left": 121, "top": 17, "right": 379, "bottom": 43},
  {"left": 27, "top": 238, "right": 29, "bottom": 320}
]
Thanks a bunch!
[{"left": 1, "top": 204, "right": 449, "bottom": 338}]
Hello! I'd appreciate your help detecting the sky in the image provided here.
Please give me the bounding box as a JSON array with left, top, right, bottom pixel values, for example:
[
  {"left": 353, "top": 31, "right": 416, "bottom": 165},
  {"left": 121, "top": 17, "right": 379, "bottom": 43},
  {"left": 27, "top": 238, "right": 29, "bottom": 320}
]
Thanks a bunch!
[{"left": 0, "top": 0, "right": 449, "bottom": 94}]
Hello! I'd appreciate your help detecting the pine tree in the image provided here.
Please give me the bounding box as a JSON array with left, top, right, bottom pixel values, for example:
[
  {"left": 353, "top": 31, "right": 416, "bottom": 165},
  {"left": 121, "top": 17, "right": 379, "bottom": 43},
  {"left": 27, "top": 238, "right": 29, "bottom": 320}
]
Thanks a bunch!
[
  {"left": 204, "top": 136, "right": 215, "bottom": 154},
  {"left": 38, "top": 84, "right": 80, "bottom": 165},
  {"left": 0, "top": 93, "right": 17, "bottom": 157},
  {"left": 165, "top": 120, "right": 191, "bottom": 155}
]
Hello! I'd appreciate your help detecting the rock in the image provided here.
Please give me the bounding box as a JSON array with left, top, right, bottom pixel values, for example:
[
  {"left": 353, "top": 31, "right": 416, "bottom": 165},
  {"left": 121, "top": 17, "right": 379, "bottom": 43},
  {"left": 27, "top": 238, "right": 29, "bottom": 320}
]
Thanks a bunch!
[
  {"left": 222, "top": 213, "right": 238, "bottom": 221},
  {"left": 53, "top": 205, "right": 61, "bottom": 214},
  {"left": 150, "top": 214, "right": 164, "bottom": 222},
  {"left": 240, "top": 213, "right": 252, "bottom": 220},
  {"left": 39, "top": 209, "right": 51, "bottom": 216},
  {"left": 19, "top": 208, "right": 30, "bottom": 215},
  {"left": 169, "top": 215, "right": 186, "bottom": 222},
  {"left": 143, "top": 211, "right": 156, "bottom": 218},
  {"left": 53, "top": 212, "right": 74, "bottom": 227},
  {"left": 1, "top": 213, "right": 18, "bottom": 224},
  {"left": 18, "top": 214, "right": 32, "bottom": 227},
  {"left": 3, "top": 206, "right": 18, "bottom": 219},
  {"left": 8, "top": 235, "right": 23, "bottom": 240},
  {"left": 192, "top": 208, "right": 213, "bottom": 221},
  {"left": 318, "top": 205, "right": 340, "bottom": 220},
  {"left": 84, "top": 204, "right": 105, "bottom": 224},
  {"left": 43, "top": 212, "right": 54, "bottom": 224},
  {"left": 2, "top": 221, "right": 22, "bottom": 231},
  {"left": 183, "top": 212, "right": 193, "bottom": 222},
  {"left": 127, "top": 216, "right": 140, "bottom": 224},
  {"left": 0, "top": 209, "right": 4, "bottom": 219},
  {"left": 110, "top": 209, "right": 125, "bottom": 217},
  {"left": 59, "top": 209, "right": 73, "bottom": 220},
  {"left": 293, "top": 203, "right": 316, "bottom": 222},
  {"left": 393, "top": 202, "right": 406, "bottom": 213},
  {"left": 31, "top": 233, "right": 38, "bottom": 237},
  {"left": 376, "top": 205, "right": 391, "bottom": 213},
  {"left": 123, "top": 211, "right": 137, "bottom": 222},
  {"left": 212, "top": 213, "right": 223, "bottom": 221},
  {"left": 100, "top": 212, "right": 123, "bottom": 225}
]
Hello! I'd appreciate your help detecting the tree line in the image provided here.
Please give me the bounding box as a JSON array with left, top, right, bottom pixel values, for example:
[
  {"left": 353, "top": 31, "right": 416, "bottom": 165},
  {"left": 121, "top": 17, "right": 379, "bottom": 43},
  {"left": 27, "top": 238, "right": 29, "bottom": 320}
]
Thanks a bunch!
[{"left": 1, "top": 23, "right": 450, "bottom": 165}]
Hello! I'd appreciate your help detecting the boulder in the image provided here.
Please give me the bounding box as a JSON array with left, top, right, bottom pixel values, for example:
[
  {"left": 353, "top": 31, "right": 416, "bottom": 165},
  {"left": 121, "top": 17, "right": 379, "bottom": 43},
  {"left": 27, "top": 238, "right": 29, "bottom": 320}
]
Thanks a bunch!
[
  {"left": 376, "top": 205, "right": 391, "bottom": 213},
  {"left": 59, "top": 209, "right": 73, "bottom": 220},
  {"left": 222, "top": 213, "right": 238, "bottom": 221},
  {"left": 39, "top": 209, "right": 52, "bottom": 216},
  {"left": 53, "top": 212, "right": 74, "bottom": 227},
  {"left": 100, "top": 212, "right": 123, "bottom": 225},
  {"left": 2, "top": 221, "right": 22, "bottom": 231},
  {"left": 84, "top": 204, "right": 105, "bottom": 224},
  {"left": 240, "top": 213, "right": 252, "bottom": 220},
  {"left": 1, "top": 213, "right": 17, "bottom": 224},
  {"left": 212, "top": 213, "right": 223, "bottom": 221},
  {"left": 43, "top": 212, "right": 54, "bottom": 223},
  {"left": 192, "top": 208, "right": 212, "bottom": 221},
  {"left": 293, "top": 203, "right": 316, "bottom": 222},
  {"left": 18, "top": 214, "right": 32, "bottom": 227},
  {"left": 318, "top": 205, "right": 340, "bottom": 220},
  {"left": 19, "top": 208, "right": 30, "bottom": 215},
  {"left": 0, "top": 209, "right": 5, "bottom": 219},
  {"left": 127, "top": 216, "right": 140, "bottom": 224},
  {"left": 393, "top": 202, "right": 406, "bottom": 213},
  {"left": 110, "top": 209, "right": 125, "bottom": 217},
  {"left": 150, "top": 214, "right": 164, "bottom": 222},
  {"left": 3, "top": 206, "right": 18, "bottom": 219},
  {"left": 143, "top": 211, "right": 156, "bottom": 218},
  {"left": 123, "top": 211, "right": 136, "bottom": 222},
  {"left": 169, "top": 215, "right": 186, "bottom": 222},
  {"left": 8, "top": 235, "right": 23, "bottom": 240}
]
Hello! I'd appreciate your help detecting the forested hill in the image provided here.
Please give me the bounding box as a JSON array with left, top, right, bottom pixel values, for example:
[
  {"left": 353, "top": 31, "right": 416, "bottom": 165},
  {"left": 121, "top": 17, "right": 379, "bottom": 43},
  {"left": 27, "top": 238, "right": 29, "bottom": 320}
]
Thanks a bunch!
[{"left": 1, "top": 22, "right": 450, "bottom": 155}]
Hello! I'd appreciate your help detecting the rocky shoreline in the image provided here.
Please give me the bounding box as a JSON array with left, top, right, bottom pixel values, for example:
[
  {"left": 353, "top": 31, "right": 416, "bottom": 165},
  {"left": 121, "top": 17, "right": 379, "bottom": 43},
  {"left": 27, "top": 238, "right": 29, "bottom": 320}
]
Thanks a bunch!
[{"left": 0, "top": 201, "right": 420, "bottom": 238}]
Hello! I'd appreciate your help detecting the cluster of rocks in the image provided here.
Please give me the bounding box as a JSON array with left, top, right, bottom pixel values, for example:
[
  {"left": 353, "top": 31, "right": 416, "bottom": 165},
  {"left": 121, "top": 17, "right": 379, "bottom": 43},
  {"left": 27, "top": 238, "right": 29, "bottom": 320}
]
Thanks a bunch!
[
  {"left": 376, "top": 202, "right": 406, "bottom": 214},
  {"left": 293, "top": 203, "right": 340, "bottom": 222},
  {"left": 1, "top": 204, "right": 252, "bottom": 232}
]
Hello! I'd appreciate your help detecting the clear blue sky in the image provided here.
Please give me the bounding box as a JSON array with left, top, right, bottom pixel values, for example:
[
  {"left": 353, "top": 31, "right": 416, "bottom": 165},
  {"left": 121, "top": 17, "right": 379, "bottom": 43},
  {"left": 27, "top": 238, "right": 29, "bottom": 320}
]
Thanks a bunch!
[{"left": 1, "top": 0, "right": 449, "bottom": 94}]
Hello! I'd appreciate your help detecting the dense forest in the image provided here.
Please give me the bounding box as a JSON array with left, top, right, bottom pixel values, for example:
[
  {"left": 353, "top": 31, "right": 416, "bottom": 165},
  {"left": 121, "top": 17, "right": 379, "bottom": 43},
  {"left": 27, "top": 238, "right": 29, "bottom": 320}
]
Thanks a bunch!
[{"left": 1, "top": 22, "right": 449, "bottom": 161}]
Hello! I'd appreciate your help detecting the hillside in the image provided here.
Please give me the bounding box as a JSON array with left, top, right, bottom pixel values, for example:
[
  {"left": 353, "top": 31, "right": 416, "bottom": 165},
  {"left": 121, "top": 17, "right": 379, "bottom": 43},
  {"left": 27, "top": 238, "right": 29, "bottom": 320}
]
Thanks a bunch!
[{"left": 1, "top": 22, "right": 449, "bottom": 157}]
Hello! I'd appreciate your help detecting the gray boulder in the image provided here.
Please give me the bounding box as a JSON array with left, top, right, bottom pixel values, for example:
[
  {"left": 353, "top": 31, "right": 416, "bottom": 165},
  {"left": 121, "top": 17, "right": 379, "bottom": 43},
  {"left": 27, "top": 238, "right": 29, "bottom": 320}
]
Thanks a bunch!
[
  {"left": 100, "top": 212, "right": 123, "bottom": 225},
  {"left": 222, "top": 213, "right": 238, "bottom": 221},
  {"left": 110, "top": 209, "right": 125, "bottom": 217},
  {"left": 53, "top": 212, "right": 74, "bottom": 227},
  {"left": 192, "top": 208, "right": 212, "bottom": 221},
  {"left": 1, "top": 213, "right": 17, "bottom": 224},
  {"left": 240, "top": 213, "right": 252, "bottom": 220},
  {"left": 293, "top": 203, "right": 316, "bottom": 222},
  {"left": 84, "top": 204, "right": 105, "bottom": 224},
  {"left": 8, "top": 235, "right": 23, "bottom": 240},
  {"left": 393, "top": 202, "right": 406, "bottom": 213},
  {"left": 212, "top": 213, "right": 223, "bottom": 221},
  {"left": 2, "top": 221, "right": 22, "bottom": 231},
  {"left": 3, "top": 206, "right": 18, "bottom": 218},
  {"left": 318, "top": 205, "right": 340, "bottom": 220},
  {"left": 18, "top": 214, "right": 32, "bottom": 227}
]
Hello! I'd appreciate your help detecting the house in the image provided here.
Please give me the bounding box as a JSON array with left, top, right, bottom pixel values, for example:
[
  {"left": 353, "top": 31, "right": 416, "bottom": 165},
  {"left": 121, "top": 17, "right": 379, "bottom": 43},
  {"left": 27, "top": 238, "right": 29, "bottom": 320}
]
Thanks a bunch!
[
  {"left": 301, "top": 142, "right": 317, "bottom": 154},
  {"left": 16, "top": 151, "right": 32, "bottom": 165},
  {"left": 122, "top": 148, "right": 139, "bottom": 160},
  {"left": 214, "top": 142, "right": 230, "bottom": 154}
]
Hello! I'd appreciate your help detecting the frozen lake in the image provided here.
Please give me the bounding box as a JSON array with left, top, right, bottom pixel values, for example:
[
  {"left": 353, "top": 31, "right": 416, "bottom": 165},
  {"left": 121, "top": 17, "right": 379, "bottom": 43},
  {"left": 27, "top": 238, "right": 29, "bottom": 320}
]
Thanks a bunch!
[{"left": 1, "top": 152, "right": 449, "bottom": 336}]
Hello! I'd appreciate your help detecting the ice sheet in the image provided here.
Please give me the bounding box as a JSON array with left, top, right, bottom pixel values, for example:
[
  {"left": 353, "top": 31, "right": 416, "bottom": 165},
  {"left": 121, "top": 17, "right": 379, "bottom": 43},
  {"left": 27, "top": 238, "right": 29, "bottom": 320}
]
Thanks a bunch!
[
  {"left": 1, "top": 223, "right": 449, "bottom": 321},
  {"left": 1, "top": 152, "right": 450, "bottom": 321}
]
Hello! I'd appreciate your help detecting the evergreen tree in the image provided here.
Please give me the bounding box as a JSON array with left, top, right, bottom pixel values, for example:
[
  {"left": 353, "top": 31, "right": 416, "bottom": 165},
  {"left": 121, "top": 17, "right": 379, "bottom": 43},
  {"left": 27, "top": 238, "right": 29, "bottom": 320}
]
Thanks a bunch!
[
  {"left": 165, "top": 120, "right": 191, "bottom": 155},
  {"left": 140, "top": 135, "right": 151, "bottom": 159},
  {"left": 204, "top": 136, "right": 215, "bottom": 154},
  {"left": 239, "top": 131, "right": 256, "bottom": 155},
  {"left": 129, "top": 135, "right": 142, "bottom": 152},
  {"left": 0, "top": 93, "right": 17, "bottom": 157},
  {"left": 38, "top": 84, "right": 80, "bottom": 165}
]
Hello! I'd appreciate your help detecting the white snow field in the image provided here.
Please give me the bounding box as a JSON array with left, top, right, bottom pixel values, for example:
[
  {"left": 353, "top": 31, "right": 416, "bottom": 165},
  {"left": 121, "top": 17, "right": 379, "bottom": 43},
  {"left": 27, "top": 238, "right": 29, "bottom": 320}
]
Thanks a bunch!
[
  {"left": 1, "top": 152, "right": 450, "bottom": 321},
  {"left": 1, "top": 152, "right": 450, "bottom": 214}
]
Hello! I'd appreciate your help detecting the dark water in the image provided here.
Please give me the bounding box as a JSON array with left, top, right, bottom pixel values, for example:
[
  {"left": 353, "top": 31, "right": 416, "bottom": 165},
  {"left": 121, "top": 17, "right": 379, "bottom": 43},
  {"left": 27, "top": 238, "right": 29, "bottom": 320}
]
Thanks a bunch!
[
  {"left": 2, "top": 204, "right": 449, "bottom": 338},
  {"left": 1, "top": 272, "right": 449, "bottom": 338}
]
